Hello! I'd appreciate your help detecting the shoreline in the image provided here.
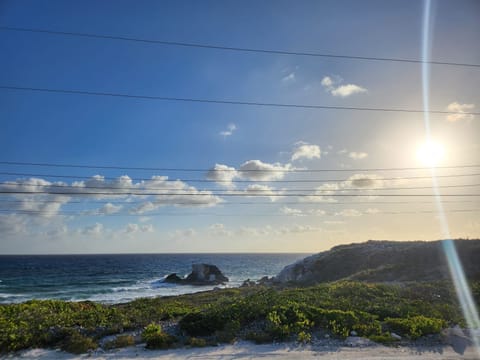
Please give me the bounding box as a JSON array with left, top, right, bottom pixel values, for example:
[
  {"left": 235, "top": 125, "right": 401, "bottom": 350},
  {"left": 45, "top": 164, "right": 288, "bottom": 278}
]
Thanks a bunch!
[{"left": 10, "top": 340, "right": 478, "bottom": 360}]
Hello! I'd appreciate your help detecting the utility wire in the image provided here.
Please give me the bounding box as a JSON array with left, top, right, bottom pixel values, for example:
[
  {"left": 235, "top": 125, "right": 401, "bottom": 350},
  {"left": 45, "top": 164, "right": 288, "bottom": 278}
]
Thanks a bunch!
[
  {"left": 1, "top": 26, "right": 479, "bottom": 69},
  {"left": 1, "top": 162, "right": 480, "bottom": 172},
  {"left": 1, "top": 181, "right": 479, "bottom": 192},
  {"left": 1, "top": 209, "right": 479, "bottom": 217},
  {"left": 1, "top": 85, "right": 479, "bottom": 116},
  {"left": 1, "top": 171, "right": 479, "bottom": 183},
  {"left": 1, "top": 199, "right": 477, "bottom": 205},
  {"left": 0, "top": 190, "right": 478, "bottom": 197}
]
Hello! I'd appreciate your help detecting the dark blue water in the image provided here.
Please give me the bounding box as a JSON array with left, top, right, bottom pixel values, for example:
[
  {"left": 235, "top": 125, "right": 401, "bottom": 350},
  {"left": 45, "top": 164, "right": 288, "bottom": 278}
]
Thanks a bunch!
[{"left": 0, "top": 254, "right": 308, "bottom": 304}]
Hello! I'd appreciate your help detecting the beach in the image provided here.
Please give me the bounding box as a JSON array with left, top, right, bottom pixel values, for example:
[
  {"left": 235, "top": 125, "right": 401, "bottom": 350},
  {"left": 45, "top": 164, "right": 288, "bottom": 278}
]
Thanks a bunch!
[{"left": 11, "top": 341, "right": 479, "bottom": 360}]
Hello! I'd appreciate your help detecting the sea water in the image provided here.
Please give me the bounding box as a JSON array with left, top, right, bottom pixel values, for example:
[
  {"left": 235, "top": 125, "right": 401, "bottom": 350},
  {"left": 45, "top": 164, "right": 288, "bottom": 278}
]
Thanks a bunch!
[{"left": 0, "top": 253, "right": 308, "bottom": 304}]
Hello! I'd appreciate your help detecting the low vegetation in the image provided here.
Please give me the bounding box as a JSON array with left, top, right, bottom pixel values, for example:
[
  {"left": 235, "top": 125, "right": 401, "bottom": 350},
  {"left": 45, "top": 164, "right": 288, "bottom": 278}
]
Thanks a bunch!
[{"left": 0, "top": 281, "right": 476, "bottom": 354}]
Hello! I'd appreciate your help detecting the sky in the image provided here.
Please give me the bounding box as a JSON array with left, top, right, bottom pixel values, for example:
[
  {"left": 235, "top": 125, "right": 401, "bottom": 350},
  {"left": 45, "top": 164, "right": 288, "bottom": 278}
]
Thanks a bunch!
[{"left": 0, "top": 0, "right": 479, "bottom": 254}]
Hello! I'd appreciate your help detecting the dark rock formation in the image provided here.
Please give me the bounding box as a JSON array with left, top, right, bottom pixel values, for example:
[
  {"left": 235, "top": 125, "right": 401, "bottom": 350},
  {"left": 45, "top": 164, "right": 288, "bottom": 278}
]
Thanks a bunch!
[
  {"left": 163, "top": 264, "right": 228, "bottom": 286},
  {"left": 184, "top": 263, "right": 228, "bottom": 285},
  {"left": 275, "top": 239, "right": 480, "bottom": 285},
  {"left": 164, "top": 273, "right": 183, "bottom": 283}
]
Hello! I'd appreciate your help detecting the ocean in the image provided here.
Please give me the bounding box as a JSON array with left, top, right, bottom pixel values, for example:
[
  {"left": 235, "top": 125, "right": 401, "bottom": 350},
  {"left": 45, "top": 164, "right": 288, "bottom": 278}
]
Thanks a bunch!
[{"left": 0, "top": 253, "right": 308, "bottom": 304}]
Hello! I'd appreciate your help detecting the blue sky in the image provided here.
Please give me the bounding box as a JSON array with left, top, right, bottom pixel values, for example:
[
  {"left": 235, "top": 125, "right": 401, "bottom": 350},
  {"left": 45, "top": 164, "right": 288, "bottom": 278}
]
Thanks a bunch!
[{"left": 0, "top": 0, "right": 479, "bottom": 253}]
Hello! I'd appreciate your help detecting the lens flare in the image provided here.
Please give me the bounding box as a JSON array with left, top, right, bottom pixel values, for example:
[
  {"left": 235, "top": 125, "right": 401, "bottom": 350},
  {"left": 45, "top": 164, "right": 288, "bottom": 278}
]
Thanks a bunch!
[{"left": 422, "top": 0, "right": 480, "bottom": 354}]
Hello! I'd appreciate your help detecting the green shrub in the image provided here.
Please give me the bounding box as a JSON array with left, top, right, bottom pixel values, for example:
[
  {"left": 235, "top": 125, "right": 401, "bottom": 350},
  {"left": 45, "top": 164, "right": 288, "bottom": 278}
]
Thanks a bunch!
[
  {"left": 265, "top": 303, "right": 313, "bottom": 340},
  {"left": 245, "top": 331, "right": 274, "bottom": 344},
  {"left": 142, "top": 323, "right": 175, "bottom": 349},
  {"left": 385, "top": 315, "right": 444, "bottom": 339},
  {"left": 369, "top": 333, "right": 398, "bottom": 344},
  {"left": 103, "top": 334, "right": 135, "bottom": 350},
  {"left": 60, "top": 331, "right": 97, "bottom": 354},
  {"left": 186, "top": 337, "right": 207, "bottom": 347},
  {"left": 179, "top": 310, "right": 230, "bottom": 336}
]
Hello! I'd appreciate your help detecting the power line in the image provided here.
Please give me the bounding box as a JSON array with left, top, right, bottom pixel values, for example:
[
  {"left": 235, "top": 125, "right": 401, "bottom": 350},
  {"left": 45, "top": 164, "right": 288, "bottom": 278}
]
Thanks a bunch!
[
  {"left": 1, "top": 208, "right": 479, "bottom": 217},
  {"left": 2, "top": 85, "right": 479, "bottom": 116},
  {"left": 1, "top": 199, "right": 477, "bottom": 205},
  {"left": 1, "top": 181, "right": 479, "bottom": 193},
  {"left": 1, "top": 161, "right": 480, "bottom": 172},
  {"left": 1, "top": 26, "right": 479, "bottom": 69},
  {"left": 0, "top": 190, "right": 478, "bottom": 197},
  {"left": 1, "top": 171, "right": 480, "bottom": 183}
]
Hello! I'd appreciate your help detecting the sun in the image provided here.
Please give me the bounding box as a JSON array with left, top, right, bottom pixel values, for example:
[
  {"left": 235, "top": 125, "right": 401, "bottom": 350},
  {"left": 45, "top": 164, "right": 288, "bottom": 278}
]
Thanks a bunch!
[{"left": 417, "top": 140, "right": 446, "bottom": 167}]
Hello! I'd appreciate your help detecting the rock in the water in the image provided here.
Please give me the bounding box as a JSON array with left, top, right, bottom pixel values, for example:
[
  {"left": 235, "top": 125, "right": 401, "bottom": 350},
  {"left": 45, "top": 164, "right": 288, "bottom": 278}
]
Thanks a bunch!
[
  {"left": 164, "top": 273, "right": 183, "bottom": 283},
  {"left": 184, "top": 264, "right": 229, "bottom": 285}
]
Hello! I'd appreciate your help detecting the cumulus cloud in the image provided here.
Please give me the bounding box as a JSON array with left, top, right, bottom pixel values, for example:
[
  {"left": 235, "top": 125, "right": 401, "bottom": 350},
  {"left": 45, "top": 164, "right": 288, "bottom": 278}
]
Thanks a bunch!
[
  {"left": 331, "top": 84, "right": 367, "bottom": 97},
  {"left": 81, "top": 223, "right": 104, "bottom": 236},
  {"left": 291, "top": 142, "right": 321, "bottom": 161},
  {"left": 209, "top": 223, "right": 233, "bottom": 237},
  {"left": 206, "top": 164, "right": 238, "bottom": 188},
  {"left": 345, "top": 174, "right": 384, "bottom": 188},
  {"left": 348, "top": 151, "right": 368, "bottom": 160},
  {"left": 280, "top": 206, "right": 303, "bottom": 216},
  {"left": 0, "top": 214, "right": 29, "bottom": 235},
  {"left": 98, "top": 203, "right": 122, "bottom": 215},
  {"left": 446, "top": 102, "right": 475, "bottom": 122},
  {"left": 219, "top": 123, "right": 237, "bottom": 137},
  {"left": 244, "top": 184, "right": 282, "bottom": 201},
  {"left": 321, "top": 76, "right": 367, "bottom": 97},
  {"left": 125, "top": 223, "right": 154, "bottom": 234},
  {"left": 238, "top": 160, "right": 292, "bottom": 181}
]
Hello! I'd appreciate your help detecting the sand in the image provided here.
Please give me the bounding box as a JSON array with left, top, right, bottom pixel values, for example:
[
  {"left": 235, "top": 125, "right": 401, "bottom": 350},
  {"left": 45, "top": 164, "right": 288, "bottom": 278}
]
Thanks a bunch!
[{"left": 7, "top": 341, "right": 479, "bottom": 360}]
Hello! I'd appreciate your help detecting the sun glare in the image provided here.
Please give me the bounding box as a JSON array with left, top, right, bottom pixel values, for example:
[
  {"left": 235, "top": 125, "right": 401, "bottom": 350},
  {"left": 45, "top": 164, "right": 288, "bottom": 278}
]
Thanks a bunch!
[{"left": 417, "top": 140, "right": 445, "bottom": 167}]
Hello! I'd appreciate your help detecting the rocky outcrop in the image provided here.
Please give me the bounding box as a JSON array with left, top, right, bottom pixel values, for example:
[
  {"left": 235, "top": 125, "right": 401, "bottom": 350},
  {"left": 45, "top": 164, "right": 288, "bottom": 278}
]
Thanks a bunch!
[
  {"left": 164, "top": 264, "right": 228, "bottom": 286},
  {"left": 275, "top": 239, "right": 480, "bottom": 285}
]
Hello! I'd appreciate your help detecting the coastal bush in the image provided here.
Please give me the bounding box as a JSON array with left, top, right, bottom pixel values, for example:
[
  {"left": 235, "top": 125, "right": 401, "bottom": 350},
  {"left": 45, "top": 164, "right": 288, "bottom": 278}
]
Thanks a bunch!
[
  {"left": 384, "top": 315, "right": 445, "bottom": 339},
  {"left": 245, "top": 331, "right": 274, "bottom": 344},
  {"left": 142, "top": 323, "right": 175, "bottom": 349},
  {"left": 265, "top": 303, "right": 313, "bottom": 340},
  {"left": 103, "top": 334, "right": 135, "bottom": 350},
  {"left": 185, "top": 337, "right": 207, "bottom": 347},
  {"left": 60, "top": 331, "right": 97, "bottom": 354}
]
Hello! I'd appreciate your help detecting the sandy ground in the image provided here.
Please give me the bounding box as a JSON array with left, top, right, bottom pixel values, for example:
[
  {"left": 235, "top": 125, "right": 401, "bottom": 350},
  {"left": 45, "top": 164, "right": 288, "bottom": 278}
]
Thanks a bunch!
[{"left": 6, "top": 341, "right": 479, "bottom": 360}]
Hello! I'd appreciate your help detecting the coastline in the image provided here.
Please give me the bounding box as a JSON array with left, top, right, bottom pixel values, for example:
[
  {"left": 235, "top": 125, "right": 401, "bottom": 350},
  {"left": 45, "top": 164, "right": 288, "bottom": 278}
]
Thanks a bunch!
[{"left": 9, "top": 341, "right": 478, "bottom": 360}]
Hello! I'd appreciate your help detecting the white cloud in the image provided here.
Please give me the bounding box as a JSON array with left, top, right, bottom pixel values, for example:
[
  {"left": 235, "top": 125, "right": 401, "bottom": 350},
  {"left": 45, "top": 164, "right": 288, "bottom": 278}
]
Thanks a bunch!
[
  {"left": 280, "top": 206, "right": 303, "bottom": 216},
  {"left": 321, "top": 76, "right": 367, "bottom": 97},
  {"left": 335, "top": 209, "right": 362, "bottom": 217},
  {"left": 170, "top": 228, "right": 196, "bottom": 239},
  {"left": 209, "top": 223, "right": 233, "bottom": 237},
  {"left": 238, "top": 160, "right": 292, "bottom": 181},
  {"left": 125, "top": 223, "right": 154, "bottom": 234},
  {"left": 331, "top": 84, "right": 367, "bottom": 97},
  {"left": 219, "top": 123, "right": 237, "bottom": 137},
  {"left": 345, "top": 174, "right": 384, "bottom": 188},
  {"left": 365, "top": 208, "right": 380, "bottom": 214},
  {"left": 81, "top": 223, "right": 104, "bottom": 236},
  {"left": 321, "top": 76, "right": 334, "bottom": 88},
  {"left": 98, "top": 203, "right": 122, "bottom": 215},
  {"left": 0, "top": 214, "right": 28, "bottom": 235},
  {"left": 291, "top": 142, "right": 321, "bottom": 161},
  {"left": 282, "top": 72, "right": 296, "bottom": 83},
  {"left": 244, "top": 184, "right": 282, "bottom": 201},
  {"left": 446, "top": 102, "right": 475, "bottom": 122},
  {"left": 348, "top": 151, "right": 368, "bottom": 160},
  {"left": 206, "top": 163, "right": 238, "bottom": 188},
  {"left": 129, "top": 201, "right": 158, "bottom": 215}
]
